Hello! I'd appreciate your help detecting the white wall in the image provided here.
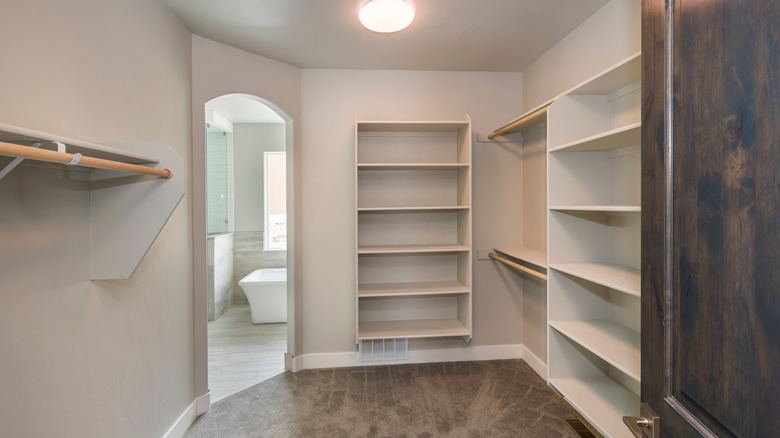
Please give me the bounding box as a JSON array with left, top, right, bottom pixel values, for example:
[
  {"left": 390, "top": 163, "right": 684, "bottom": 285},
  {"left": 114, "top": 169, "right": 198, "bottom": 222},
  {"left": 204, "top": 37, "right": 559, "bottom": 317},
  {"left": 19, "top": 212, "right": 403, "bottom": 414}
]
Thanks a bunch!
[
  {"left": 233, "top": 123, "right": 286, "bottom": 232},
  {"left": 191, "top": 35, "right": 302, "bottom": 399},
  {"left": 301, "top": 69, "right": 526, "bottom": 356},
  {"left": 522, "top": 0, "right": 641, "bottom": 110},
  {"left": 0, "top": 1, "right": 193, "bottom": 437}
]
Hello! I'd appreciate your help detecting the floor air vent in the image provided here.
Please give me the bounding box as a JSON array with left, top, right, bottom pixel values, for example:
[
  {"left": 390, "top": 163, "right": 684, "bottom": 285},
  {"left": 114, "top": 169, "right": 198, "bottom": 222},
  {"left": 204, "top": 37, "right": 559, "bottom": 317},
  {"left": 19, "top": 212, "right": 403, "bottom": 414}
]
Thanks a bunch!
[
  {"left": 360, "top": 338, "right": 408, "bottom": 362},
  {"left": 562, "top": 417, "right": 601, "bottom": 438}
]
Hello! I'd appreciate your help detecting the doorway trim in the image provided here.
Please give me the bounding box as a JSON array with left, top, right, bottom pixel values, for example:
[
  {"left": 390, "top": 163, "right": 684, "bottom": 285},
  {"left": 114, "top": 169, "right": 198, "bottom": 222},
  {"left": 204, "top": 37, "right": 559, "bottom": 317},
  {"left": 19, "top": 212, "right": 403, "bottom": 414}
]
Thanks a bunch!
[{"left": 192, "top": 93, "right": 296, "bottom": 414}]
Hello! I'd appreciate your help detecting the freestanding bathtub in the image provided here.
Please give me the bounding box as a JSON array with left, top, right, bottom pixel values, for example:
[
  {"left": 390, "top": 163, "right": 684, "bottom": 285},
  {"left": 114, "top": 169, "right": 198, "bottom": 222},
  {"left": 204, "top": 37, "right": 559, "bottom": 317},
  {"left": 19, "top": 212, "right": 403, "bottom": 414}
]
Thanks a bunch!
[{"left": 238, "top": 268, "right": 287, "bottom": 324}]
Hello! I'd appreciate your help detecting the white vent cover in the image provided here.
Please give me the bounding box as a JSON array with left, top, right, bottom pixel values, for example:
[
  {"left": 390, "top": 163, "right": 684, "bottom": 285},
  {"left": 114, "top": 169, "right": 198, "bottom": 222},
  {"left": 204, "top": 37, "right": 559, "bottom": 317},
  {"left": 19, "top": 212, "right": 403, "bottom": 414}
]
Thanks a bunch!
[{"left": 360, "top": 338, "right": 408, "bottom": 362}]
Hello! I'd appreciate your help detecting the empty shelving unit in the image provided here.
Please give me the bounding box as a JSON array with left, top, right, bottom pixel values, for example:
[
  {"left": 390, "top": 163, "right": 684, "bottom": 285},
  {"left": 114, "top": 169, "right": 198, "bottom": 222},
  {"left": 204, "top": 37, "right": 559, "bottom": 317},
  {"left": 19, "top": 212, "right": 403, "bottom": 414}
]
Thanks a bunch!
[
  {"left": 489, "top": 53, "right": 641, "bottom": 438},
  {"left": 546, "top": 53, "right": 641, "bottom": 438},
  {"left": 355, "top": 117, "right": 472, "bottom": 346}
]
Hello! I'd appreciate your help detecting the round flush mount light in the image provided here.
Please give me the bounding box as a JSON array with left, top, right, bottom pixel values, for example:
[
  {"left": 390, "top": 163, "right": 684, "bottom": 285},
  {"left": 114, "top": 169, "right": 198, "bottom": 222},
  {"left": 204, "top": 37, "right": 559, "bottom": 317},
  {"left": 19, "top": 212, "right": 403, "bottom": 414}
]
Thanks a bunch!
[{"left": 359, "top": 0, "right": 415, "bottom": 33}]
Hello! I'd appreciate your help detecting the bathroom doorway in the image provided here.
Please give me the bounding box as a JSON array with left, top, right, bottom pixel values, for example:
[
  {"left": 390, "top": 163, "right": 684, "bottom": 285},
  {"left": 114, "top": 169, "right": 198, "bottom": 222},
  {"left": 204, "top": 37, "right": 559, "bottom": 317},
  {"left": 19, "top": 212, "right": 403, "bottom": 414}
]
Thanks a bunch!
[{"left": 204, "top": 94, "right": 289, "bottom": 402}]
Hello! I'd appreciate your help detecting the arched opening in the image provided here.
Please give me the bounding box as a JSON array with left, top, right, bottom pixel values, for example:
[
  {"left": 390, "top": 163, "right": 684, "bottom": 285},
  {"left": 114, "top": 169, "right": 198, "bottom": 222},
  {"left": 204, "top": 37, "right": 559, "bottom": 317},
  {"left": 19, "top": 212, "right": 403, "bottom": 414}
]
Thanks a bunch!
[{"left": 198, "top": 93, "right": 294, "bottom": 403}]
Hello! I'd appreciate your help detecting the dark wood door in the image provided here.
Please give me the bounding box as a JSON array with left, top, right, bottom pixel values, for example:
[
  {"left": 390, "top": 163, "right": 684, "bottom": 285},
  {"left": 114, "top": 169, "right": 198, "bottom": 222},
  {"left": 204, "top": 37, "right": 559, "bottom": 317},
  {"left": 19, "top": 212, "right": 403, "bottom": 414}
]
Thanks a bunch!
[{"left": 641, "top": 0, "right": 780, "bottom": 436}]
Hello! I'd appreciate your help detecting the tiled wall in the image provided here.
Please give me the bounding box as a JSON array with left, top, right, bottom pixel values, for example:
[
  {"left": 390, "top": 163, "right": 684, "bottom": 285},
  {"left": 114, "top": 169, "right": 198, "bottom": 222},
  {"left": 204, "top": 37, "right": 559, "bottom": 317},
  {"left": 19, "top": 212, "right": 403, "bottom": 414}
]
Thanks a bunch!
[
  {"left": 207, "top": 233, "right": 234, "bottom": 321},
  {"left": 206, "top": 128, "right": 234, "bottom": 234},
  {"left": 232, "top": 231, "right": 287, "bottom": 305}
]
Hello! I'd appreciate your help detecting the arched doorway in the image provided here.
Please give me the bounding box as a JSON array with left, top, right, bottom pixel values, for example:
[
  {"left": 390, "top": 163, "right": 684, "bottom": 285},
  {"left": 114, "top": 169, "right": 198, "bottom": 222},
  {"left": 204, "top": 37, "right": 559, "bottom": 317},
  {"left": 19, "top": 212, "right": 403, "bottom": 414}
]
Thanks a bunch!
[{"left": 193, "top": 93, "right": 295, "bottom": 410}]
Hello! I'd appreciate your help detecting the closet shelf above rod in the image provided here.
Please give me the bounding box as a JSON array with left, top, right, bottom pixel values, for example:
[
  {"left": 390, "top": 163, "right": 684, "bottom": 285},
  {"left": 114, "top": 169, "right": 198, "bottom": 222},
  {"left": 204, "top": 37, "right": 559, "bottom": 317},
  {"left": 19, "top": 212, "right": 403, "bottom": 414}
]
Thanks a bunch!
[
  {"left": 0, "top": 141, "right": 172, "bottom": 179},
  {"left": 488, "top": 103, "right": 551, "bottom": 139},
  {"left": 488, "top": 252, "right": 547, "bottom": 281}
]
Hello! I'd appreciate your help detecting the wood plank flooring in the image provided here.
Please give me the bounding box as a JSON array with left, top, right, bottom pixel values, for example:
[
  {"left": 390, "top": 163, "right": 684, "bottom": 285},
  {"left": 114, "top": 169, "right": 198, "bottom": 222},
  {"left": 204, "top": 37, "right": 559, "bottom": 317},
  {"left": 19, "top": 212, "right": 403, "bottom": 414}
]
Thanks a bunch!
[{"left": 208, "top": 305, "right": 287, "bottom": 402}]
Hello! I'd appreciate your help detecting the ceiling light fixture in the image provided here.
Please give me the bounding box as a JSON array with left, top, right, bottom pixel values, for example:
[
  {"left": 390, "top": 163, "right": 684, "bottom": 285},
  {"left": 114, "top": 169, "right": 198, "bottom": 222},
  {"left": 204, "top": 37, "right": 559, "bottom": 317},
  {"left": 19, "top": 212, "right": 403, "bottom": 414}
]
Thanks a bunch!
[{"left": 359, "top": 0, "right": 415, "bottom": 33}]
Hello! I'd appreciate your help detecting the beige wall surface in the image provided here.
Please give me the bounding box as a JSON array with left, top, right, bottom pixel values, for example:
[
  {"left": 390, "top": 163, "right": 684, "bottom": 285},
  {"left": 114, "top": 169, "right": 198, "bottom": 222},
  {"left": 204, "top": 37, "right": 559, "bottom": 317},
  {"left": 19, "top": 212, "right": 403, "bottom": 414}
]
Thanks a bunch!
[
  {"left": 0, "top": 0, "right": 193, "bottom": 437},
  {"left": 521, "top": 0, "right": 641, "bottom": 111},
  {"left": 301, "top": 69, "right": 526, "bottom": 354}
]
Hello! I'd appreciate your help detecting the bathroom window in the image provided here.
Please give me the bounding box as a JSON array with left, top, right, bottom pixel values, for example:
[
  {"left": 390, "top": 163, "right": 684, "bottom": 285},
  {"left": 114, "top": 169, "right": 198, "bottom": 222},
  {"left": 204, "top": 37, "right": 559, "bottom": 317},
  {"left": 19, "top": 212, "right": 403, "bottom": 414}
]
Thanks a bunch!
[{"left": 264, "top": 151, "right": 286, "bottom": 250}]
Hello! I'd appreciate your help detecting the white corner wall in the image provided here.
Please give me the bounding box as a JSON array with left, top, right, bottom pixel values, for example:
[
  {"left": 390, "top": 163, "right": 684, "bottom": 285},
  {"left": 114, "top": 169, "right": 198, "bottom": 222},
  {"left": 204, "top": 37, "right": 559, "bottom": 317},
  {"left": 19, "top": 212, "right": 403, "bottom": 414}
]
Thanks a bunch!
[
  {"left": 521, "top": 0, "right": 641, "bottom": 110},
  {"left": 0, "top": 1, "right": 193, "bottom": 437},
  {"left": 300, "top": 69, "right": 526, "bottom": 359}
]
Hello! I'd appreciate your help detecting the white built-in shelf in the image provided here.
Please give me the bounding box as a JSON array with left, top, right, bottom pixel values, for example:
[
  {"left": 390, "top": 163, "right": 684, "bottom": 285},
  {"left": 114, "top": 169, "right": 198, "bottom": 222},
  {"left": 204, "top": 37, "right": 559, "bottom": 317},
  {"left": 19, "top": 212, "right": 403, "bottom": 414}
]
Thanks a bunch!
[
  {"left": 550, "top": 376, "right": 639, "bottom": 438},
  {"left": 550, "top": 205, "right": 640, "bottom": 213},
  {"left": 356, "top": 116, "right": 472, "bottom": 344},
  {"left": 358, "top": 205, "right": 469, "bottom": 213},
  {"left": 549, "top": 320, "right": 640, "bottom": 381},
  {"left": 357, "top": 121, "right": 470, "bottom": 133},
  {"left": 490, "top": 52, "right": 641, "bottom": 137},
  {"left": 569, "top": 52, "right": 641, "bottom": 96},
  {"left": 358, "top": 280, "right": 469, "bottom": 297},
  {"left": 493, "top": 246, "right": 547, "bottom": 270},
  {"left": 549, "top": 263, "right": 640, "bottom": 297},
  {"left": 549, "top": 122, "right": 641, "bottom": 153},
  {"left": 0, "top": 122, "right": 157, "bottom": 164},
  {"left": 357, "top": 163, "right": 469, "bottom": 170},
  {"left": 489, "top": 102, "right": 551, "bottom": 139},
  {"left": 358, "top": 319, "right": 470, "bottom": 340},
  {"left": 358, "top": 244, "right": 470, "bottom": 255}
]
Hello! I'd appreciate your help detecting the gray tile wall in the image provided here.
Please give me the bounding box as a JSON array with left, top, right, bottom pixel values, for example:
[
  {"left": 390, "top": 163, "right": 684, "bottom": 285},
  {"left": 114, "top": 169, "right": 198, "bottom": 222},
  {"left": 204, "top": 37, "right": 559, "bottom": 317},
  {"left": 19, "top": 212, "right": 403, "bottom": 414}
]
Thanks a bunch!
[
  {"left": 207, "top": 233, "right": 234, "bottom": 321},
  {"left": 232, "top": 231, "right": 287, "bottom": 305}
]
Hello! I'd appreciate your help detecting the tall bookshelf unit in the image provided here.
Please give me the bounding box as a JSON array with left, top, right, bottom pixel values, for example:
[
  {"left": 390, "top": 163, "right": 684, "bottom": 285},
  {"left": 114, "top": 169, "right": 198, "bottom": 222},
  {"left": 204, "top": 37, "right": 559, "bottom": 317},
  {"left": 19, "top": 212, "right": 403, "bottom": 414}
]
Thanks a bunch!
[
  {"left": 355, "top": 117, "right": 473, "bottom": 344},
  {"left": 546, "top": 54, "right": 642, "bottom": 438}
]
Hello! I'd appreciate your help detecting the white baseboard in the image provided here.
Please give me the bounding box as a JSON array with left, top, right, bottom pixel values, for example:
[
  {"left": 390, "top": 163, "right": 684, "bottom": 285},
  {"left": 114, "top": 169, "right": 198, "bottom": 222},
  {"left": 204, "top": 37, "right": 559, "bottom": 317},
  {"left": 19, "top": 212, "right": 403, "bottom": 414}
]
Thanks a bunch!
[
  {"left": 162, "top": 391, "right": 210, "bottom": 438},
  {"left": 519, "top": 345, "right": 548, "bottom": 380},
  {"left": 291, "top": 344, "right": 526, "bottom": 372}
]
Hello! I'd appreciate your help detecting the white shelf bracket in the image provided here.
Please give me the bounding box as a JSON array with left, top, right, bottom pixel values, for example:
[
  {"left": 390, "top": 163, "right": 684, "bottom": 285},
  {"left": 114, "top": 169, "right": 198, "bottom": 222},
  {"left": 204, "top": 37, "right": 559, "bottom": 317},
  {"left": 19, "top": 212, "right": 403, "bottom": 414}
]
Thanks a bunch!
[{"left": 0, "top": 141, "right": 65, "bottom": 180}]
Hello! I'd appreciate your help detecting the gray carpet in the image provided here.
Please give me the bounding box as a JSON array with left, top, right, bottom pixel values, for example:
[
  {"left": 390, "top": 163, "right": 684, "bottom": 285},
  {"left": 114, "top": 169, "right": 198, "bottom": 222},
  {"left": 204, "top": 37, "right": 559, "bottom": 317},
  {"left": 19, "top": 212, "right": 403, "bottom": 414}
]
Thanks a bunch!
[{"left": 185, "top": 359, "right": 583, "bottom": 438}]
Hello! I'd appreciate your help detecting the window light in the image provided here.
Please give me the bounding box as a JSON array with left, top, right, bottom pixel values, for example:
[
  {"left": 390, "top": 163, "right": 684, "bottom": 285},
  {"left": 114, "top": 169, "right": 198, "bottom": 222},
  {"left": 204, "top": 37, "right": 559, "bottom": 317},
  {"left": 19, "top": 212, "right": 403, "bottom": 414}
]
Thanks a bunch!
[{"left": 359, "top": 0, "right": 415, "bottom": 33}]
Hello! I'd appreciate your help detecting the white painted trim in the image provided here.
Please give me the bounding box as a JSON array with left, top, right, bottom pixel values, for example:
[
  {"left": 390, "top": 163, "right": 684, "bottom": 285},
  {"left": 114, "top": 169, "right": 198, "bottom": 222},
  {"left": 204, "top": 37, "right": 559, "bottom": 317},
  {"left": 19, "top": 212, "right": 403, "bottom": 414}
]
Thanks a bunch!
[
  {"left": 519, "top": 345, "right": 548, "bottom": 380},
  {"left": 291, "top": 344, "right": 526, "bottom": 371},
  {"left": 195, "top": 390, "right": 211, "bottom": 416}
]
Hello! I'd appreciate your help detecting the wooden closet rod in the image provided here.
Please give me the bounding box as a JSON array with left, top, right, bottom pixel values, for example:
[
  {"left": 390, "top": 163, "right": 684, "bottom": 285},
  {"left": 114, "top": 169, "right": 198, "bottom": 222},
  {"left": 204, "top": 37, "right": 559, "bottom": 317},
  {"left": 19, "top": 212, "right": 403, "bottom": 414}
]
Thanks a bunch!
[
  {"left": 488, "top": 252, "right": 547, "bottom": 281},
  {"left": 488, "top": 104, "right": 551, "bottom": 140},
  {"left": 0, "top": 141, "right": 172, "bottom": 179}
]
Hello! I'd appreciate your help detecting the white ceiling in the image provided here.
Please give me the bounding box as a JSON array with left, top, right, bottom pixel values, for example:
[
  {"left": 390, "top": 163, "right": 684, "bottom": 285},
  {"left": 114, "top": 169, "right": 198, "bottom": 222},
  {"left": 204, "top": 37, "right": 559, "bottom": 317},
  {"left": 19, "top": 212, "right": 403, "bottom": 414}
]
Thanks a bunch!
[
  {"left": 206, "top": 94, "right": 285, "bottom": 124},
  {"left": 161, "top": 0, "right": 609, "bottom": 72}
]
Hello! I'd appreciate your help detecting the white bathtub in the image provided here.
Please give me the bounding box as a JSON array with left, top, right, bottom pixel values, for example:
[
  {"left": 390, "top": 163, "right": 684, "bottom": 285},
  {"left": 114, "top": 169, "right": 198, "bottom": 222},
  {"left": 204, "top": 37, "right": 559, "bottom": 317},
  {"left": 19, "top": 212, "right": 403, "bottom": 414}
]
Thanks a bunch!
[{"left": 238, "top": 268, "right": 287, "bottom": 324}]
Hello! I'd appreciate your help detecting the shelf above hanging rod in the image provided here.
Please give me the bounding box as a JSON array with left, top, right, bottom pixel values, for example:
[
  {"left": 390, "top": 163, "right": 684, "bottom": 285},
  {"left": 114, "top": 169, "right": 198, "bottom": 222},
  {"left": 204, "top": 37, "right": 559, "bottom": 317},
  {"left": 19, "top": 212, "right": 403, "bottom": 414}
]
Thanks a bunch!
[
  {"left": 489, "top": 252, "right": 547, "bottom": 281},
  {"left": 488, "top": 103, "right": 551, "bottom": 140},
  {"left": 0, "top": 141, "right": 172, "bottom": 179}
]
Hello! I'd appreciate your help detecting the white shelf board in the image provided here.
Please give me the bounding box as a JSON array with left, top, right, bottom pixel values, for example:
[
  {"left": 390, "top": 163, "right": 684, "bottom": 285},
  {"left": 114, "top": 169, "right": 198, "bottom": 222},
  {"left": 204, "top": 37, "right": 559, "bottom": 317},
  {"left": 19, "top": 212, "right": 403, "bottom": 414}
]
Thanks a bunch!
[
  {"left": 550, "top": 205, "right": 640, "bottom": 213},
  {"left": 357, "top": 163, "right": 469, "bottom": 170},
  {"left": 358, "top": 280, "right": 469, "bottom": 297},
  {"left": 568, "top": 53, "right": 642, "bottom": 96},
  {"left": 549, "top": 263, "right": 640, "bottom": 297},
  {"left": 357, "top": 121, "right": 469, "bottom": 133},
  {"left": 0, "top": 122, "right": 157, "bottom": 164},
  {"left": 358, "top": 244, "right": 470, "bottom": 255},
  {"left": 549, "top": 320, "right": 640, "bottom": 381},
  {"left": 549, "top": 123, "right": 641, "bottom": 153},
  {"left": 550, "top": 376, "right": 639, "bottom": 438},
  {"left": 358, "top": 319, "right": 470, "bottom": 340},
  {"left": 493, "top": 246, "right": 547, "bottom": 269},
  {"left": 357, "top": 205, "right": 469, "bottom": 213}
]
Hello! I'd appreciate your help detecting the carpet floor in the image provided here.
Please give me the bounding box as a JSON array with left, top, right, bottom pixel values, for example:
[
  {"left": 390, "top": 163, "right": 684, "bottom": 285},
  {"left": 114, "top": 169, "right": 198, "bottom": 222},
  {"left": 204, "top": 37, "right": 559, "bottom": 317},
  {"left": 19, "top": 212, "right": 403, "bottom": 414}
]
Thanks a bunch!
[{"left": 185, "top": 359, "right": 584, "bottom": 438}]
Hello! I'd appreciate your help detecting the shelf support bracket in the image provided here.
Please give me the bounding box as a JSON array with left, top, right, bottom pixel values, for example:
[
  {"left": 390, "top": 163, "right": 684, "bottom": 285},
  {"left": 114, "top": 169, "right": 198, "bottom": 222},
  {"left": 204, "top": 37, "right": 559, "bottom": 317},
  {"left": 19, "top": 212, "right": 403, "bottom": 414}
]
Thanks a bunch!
[{"left": 0, "top": 141, "right": 65, "bottom": 180}]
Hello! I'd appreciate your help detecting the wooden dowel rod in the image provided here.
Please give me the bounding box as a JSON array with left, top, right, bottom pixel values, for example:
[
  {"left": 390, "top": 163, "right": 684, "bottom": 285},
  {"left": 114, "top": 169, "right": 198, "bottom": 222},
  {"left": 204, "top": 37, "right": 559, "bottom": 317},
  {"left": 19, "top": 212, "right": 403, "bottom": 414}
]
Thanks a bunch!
[
  {"left": 0, "top": 141, "right": 172, "bottom": 179},
  {"left": 487, "top": 104, "right": 550, "bottom": 140},
  {"left": 488, "top": 252, "right": 548, "bottom": 281}
]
